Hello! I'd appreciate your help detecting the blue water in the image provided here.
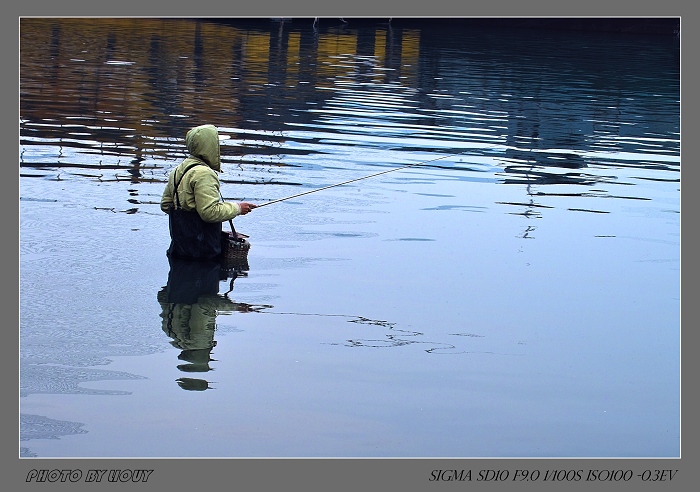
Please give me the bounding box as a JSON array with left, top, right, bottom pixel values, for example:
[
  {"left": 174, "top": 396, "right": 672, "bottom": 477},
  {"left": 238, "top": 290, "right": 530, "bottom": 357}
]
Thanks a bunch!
[{"left": 19, "top": 18, "right": 680, "bottom": 457}]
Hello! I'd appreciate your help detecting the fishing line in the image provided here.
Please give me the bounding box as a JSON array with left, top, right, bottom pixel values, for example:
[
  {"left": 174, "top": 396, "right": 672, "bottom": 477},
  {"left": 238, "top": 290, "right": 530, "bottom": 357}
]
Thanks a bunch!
[{"left": 254, "top": 150, "right": 468, "bottom": 208}]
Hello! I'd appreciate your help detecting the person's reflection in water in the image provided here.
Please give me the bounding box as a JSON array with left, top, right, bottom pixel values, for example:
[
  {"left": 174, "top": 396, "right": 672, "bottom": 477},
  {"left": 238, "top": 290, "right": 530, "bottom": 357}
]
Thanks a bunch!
[{"left": 157, "top": 256, "right": 269, "bottom": 391}]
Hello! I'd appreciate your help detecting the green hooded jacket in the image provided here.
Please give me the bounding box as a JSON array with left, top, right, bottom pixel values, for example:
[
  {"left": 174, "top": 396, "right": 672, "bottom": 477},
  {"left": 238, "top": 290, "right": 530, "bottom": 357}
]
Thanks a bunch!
[{"left": 161, "top": 124, "right": 241, "bottom": 223}]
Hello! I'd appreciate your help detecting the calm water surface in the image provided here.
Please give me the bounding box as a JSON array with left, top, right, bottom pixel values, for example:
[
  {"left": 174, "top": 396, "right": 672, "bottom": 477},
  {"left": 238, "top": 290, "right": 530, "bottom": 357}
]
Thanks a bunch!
[{"left": 19, "top": 18, "right": 680, "bottom": 457}]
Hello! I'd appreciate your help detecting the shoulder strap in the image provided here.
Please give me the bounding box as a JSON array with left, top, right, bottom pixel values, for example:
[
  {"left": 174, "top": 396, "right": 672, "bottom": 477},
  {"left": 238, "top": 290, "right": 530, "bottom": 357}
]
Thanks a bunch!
[{"left": 173, "top": 163, "right": 201, "bottom": 209}]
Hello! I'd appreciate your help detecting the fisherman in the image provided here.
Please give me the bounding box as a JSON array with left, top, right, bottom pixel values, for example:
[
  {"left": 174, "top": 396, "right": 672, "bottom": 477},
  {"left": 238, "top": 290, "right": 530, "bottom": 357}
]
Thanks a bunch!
[{"left": 161, "top": 124, "right": 257, "bottom": 260}]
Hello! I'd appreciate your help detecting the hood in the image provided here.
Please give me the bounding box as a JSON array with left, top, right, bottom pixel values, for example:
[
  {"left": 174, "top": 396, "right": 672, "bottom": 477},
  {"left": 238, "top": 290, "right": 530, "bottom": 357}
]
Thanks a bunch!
[{"left": 185, "top": 124, "right": 221, "bottom": 172}]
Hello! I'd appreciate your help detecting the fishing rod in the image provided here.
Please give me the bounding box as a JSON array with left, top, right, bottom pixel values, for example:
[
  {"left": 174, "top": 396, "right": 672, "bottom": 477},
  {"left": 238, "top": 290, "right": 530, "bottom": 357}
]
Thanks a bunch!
[{"left": 254, "top": 150, "right": 468, "bottom": 208}]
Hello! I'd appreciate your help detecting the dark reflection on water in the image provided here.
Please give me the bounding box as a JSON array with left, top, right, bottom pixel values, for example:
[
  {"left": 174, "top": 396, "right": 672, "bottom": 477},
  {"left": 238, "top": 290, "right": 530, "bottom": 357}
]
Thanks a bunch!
[
  {"left": 20, "top": 18, "right": 680, "bottom": 457},
  {"left": 20, "top": 18, "right": 679, "bottom": 191}
]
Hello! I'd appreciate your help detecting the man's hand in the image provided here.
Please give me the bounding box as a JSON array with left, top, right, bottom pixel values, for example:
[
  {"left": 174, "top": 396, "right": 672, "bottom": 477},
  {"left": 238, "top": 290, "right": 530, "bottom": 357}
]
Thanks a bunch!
[{"left": 238, "top": 202, "right": 257, "bottom": 215}]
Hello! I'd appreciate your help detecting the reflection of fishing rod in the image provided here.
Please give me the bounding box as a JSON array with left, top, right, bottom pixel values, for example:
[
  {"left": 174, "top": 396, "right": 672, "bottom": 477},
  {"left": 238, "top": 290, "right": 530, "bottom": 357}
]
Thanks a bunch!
[{"left": 255, "top": 151, "right": 468, "bottom": 208}]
